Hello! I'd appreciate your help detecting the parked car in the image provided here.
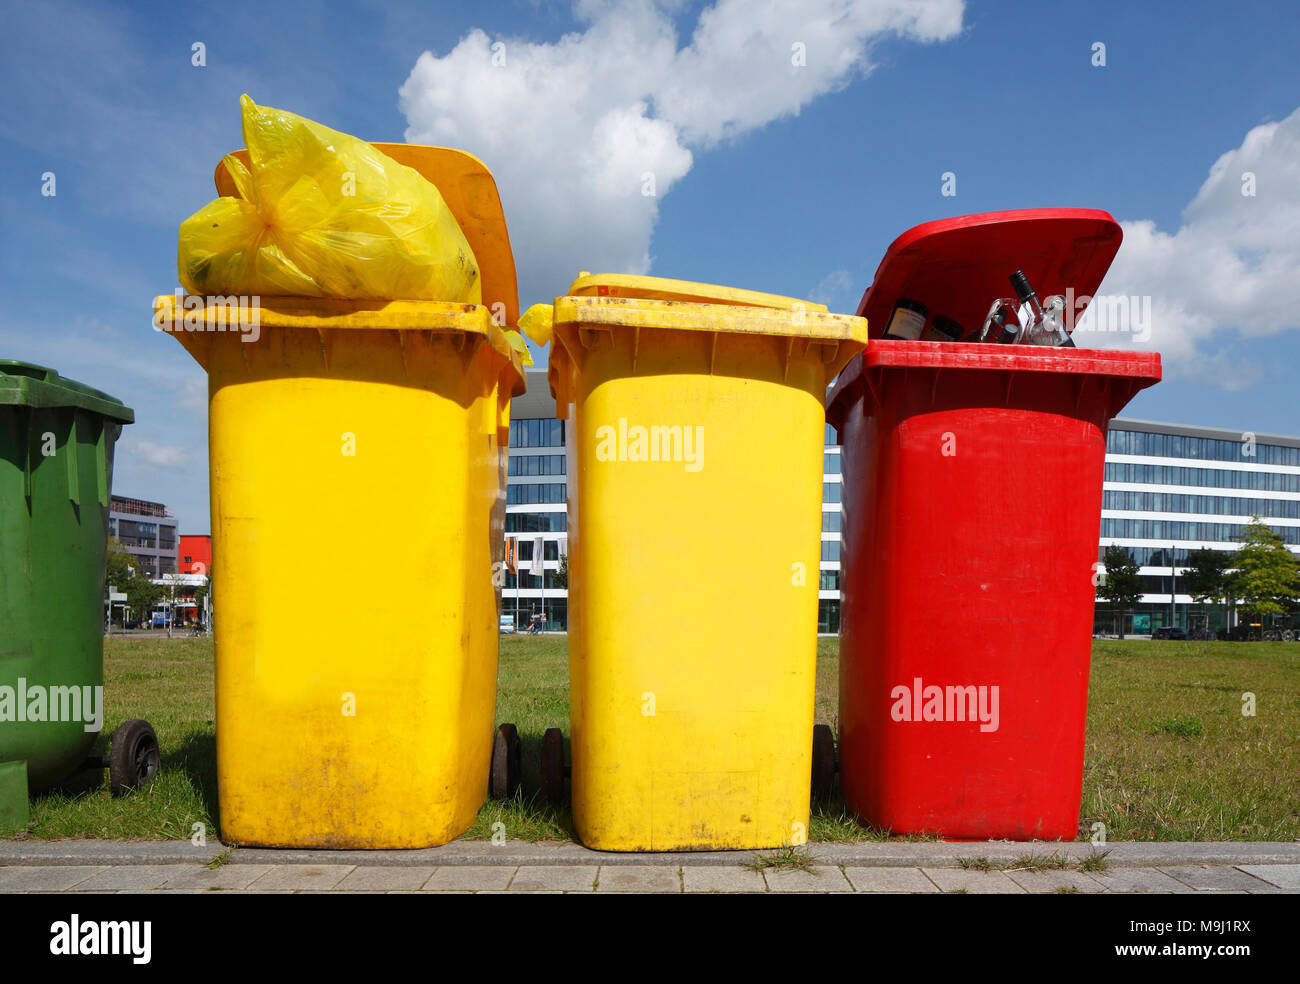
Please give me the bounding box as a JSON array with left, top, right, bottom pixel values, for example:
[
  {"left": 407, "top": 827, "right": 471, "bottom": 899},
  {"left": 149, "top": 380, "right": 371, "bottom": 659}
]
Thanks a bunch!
[
  {"left": 1153, "top": 627, "right": 1188, "bottom": 640},
  {"left": 499, "top": 615, "right": 516, "bottom": 634}
]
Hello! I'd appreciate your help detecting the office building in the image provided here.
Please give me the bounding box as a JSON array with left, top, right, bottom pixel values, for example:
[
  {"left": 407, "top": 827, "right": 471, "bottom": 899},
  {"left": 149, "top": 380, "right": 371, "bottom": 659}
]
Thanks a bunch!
[
  {"left": 1097, "top": 418, "right": 1300, "bottom": 634},
  {"left": 108, "top": 495, "right": 178, "bottom": 578},
  {"left": 501, "top": 369, "right": 1299, "bottom": 636}
]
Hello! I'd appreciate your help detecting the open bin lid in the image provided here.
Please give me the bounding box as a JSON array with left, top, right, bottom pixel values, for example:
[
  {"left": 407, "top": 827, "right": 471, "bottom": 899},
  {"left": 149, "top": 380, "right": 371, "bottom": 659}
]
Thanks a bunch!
[
  {"left": 856, "top": 208, "right": 1123, "bottom": 341},
  {"left": 0, "top": 360, "right": 134, "bottom": 423}
]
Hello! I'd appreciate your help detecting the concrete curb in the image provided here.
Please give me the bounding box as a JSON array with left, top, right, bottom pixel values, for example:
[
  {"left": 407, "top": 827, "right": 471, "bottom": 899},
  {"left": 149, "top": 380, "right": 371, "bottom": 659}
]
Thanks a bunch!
[{"left": 3, "top": 839, "right": 1300, "bottom": 868}]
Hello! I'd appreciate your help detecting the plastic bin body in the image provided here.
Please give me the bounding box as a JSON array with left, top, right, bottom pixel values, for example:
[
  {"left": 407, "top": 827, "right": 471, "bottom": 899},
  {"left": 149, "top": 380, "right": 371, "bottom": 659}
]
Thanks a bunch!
[
  {"left": 158, "top": 146, "right": 524, "bottom": 848},
  {"left": 828, "top": 209, "right": 1161, "bottom": 840},
  {"left": 0, "top": 362, "right": 133, "bottom": 825},
  {"left": 549, "top": 275, "right": 868, "bottom": 851}
]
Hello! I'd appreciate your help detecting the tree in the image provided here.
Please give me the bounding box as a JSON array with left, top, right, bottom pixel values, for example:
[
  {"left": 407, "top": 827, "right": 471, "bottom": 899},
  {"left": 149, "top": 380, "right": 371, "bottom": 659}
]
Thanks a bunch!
[
  {"left": 1230, "top": 518, "right": 1300, "bottom": 620},
  {"left": 105, "top": 538, "right": 162, "bottom": 625},
  {"left": 105, "top": 538, "right": 134, "bottom": 592},
  {"left": 552, "top": 552, "right": 569, "bottom": 590},
  {"left": 1181, "top": 547, "right": 1232, "bottom": 633},
  {"left": 125, "top": 571, "right": 163, "bottom": 623},
  {"left": 1098, "top": 545, "right": 1143, "bottom": 638}
]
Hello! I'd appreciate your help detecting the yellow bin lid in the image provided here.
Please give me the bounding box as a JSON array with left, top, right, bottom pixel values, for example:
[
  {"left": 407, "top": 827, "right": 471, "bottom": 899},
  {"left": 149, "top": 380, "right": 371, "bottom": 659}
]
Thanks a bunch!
[
  {"left": 547, "top": 272, "right": 870, "bottom": 412},
  {"left": 564, "top": 272, "right": 828, "bottom": 312}
]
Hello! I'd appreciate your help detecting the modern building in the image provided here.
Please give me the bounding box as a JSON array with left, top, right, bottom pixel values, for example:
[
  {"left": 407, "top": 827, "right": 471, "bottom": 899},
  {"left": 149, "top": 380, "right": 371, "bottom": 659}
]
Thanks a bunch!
[
  {"left": 178, "top": 534, "right": 211, "bottom": 576},
  {"left": 504, "top": 370, "right": 569, "bottom": 630},
  {"left": 501, "top": 369, "right": 1299, "bottom": 637},
  {"left": 173, "top": 534, "right": 213, "bottom": 628},
  {"left": 108, "top": 495, "right": 178, "bottom": 578},
  {"left": 821, "top": 424, "right": 843, "bottom": 634},
  {"left": 1096, "top": 418, "right": 1300, "bottom": 635}
]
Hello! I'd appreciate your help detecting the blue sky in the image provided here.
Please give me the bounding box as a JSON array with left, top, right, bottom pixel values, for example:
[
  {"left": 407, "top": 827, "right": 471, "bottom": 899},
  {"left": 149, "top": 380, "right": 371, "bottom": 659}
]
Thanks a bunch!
[{"left": 2, "top": 0, "right": 1298, "bottom": 534}]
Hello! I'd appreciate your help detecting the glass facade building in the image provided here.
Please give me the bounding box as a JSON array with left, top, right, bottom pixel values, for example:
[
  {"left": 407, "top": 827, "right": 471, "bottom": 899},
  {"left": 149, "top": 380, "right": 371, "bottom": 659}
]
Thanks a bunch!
[
  {"left": 503, "top": 371, "right": 569, "bottom": 630},
  {"left": 1095, "top": 418, "right": 1300, "bottom": 636},
  {"left": 502, "top": 371, "right": 1299, "bottom": 637}
]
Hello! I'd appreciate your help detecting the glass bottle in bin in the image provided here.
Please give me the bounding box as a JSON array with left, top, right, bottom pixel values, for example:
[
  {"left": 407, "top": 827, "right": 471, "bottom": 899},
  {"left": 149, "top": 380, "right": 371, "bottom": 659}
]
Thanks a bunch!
[
  {"left": 1010, "top": 270, "right": 1074, "bottom": 347},
  {"left": 979, "top": 298, "right": 1021, "bottom": 344},
  {"left": 922, "top": 315, "right": 963, "bottom": 342},
  {"left": 883, "top": 298, "right": 927, "bottom": 340}
]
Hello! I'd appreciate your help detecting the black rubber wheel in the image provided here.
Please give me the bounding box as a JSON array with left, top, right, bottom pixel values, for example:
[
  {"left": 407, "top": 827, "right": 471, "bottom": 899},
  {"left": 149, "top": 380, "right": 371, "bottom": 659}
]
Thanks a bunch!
[
  {"left": 540, "top": 727, "right": 565, "bottom": 805},
  {"left": 490, "top": 723, "right": 522, "bottom": 799},
  {"left": 109, "top": 719, "right": 160, "bottom": 796},
  {"left": 811, "top": 724, "right": 836, "bottom": 801}
]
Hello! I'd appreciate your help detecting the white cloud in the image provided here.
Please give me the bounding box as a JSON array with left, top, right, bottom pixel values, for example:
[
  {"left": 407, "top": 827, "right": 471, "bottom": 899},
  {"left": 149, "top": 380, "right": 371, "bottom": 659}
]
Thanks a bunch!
[
  {"left": 123, "top": 440, "right": 189, "bottom": 470},
  {"left": 176, "top": 374, "right": 208, "bottom": 413},
  {"left": 399, "top": 0, "right": 965, "bottom": 304},
  {"left": 1077, "top": 106, "right": 1300, "bottom": 388},
  {"left": 810, "top": 268, "right": 856, "bottom": 310}
]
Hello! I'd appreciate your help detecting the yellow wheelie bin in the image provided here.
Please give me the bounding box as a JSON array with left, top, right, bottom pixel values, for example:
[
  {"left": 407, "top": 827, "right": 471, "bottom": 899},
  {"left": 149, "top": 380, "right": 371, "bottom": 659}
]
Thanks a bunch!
[
  {"left": 543, "top": 274, "right": 869, "bottom": 851},
  {"left": 155, "top": 146, "right": 526, "bottom": 848}
]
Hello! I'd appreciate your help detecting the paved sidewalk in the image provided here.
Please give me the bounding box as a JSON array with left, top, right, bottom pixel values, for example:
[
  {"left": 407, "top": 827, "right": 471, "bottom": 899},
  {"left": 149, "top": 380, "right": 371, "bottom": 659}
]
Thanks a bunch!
[{"left": 1, "top": 841, "right": 1296, "bottom": 893}]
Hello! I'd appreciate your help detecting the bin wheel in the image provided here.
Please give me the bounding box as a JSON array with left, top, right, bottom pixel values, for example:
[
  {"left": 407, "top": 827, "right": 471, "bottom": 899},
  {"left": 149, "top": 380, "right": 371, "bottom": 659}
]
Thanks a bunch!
[
  {"left": 811, "top": 724, "right": 836, "bottom": 802},
  {"left": 490, "top": 723, "right": 522, "bottom": 799},
  {"left": 540, "top": 727, "right": 565, "bottom": 805},
  {"left": 109, "top": 719, "right": 160, "bottom": 796}
]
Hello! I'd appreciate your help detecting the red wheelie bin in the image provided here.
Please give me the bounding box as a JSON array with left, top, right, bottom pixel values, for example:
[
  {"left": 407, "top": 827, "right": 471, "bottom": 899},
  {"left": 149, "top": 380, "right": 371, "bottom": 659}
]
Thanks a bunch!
[{"left": 827, "top": 209, "right": 1161, "bottom": 840}]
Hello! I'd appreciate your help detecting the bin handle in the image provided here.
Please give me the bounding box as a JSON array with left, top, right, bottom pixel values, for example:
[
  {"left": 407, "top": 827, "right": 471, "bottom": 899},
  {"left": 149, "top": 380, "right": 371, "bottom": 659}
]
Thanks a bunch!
[
  {"left": 96, "top": 422, "right": 110, "bottom": 507},
  {"left": 22, "top": 409, "right": 33, "bottom": 501},
  {"left": 65, "top": 414, "right": 80, "bottom": 505},
  {"left": 495, "top": 368, "right": 511, "bottom": 446}
]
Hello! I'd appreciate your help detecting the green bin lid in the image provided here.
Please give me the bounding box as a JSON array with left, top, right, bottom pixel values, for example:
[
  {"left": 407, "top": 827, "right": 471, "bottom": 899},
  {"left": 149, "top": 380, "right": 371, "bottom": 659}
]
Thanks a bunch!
[{"left": 0, "top": 360, "right": 134, "bottom": 423}]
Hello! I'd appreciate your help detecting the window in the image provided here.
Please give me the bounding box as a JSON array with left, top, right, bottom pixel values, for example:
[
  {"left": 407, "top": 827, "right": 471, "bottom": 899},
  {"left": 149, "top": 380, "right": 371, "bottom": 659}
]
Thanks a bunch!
[
  {"left": 1107, "top": 429, "right": 1300, "bottom": 467},
  {"left": 1102, "top": 489, "right": 1300, "bottom": 519},
  {"left": 821, "top": 540, "right": 841, "bottom": 562},
  {"left": 1099, "top": 518, "right": 1300, "bottom": 546},
  {"left": 507, "top": 483, "right": 568, "bottom": 505},
  {"left": 824, "top": 452, "right": 841, "bottom": 475},
  {"left": 505, "top": 512, "right": 567, "bottom": 533},
  {"left": 822, "top": 511, "right": 841, "bottom": 532},
  {"left": 508, "top": 454, "right": 566, "bottom": 477},
  {"left": 509, "top": 418, "right": 566, "bottom": 449},
  {"left": 1104, "top": 461, "right": 1300, "bottom": 493},
  {"left": 823, "top": 483, "right": 841, "bottom": 504},
  {"left": 818, "top": 599, "right": 841, "bottom": 633}
]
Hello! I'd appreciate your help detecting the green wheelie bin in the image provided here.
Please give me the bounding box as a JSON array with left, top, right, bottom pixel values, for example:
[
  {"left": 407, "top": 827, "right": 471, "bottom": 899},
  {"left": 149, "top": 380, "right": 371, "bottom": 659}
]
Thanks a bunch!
[{"left": 0, "top": 361, "right": 157, "bottom": 832}]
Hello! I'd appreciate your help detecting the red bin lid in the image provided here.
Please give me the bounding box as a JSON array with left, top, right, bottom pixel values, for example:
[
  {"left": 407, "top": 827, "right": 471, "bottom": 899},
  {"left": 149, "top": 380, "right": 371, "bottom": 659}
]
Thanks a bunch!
[{"left": 856, "top": 208, "right": 1123, "bottom": 341}]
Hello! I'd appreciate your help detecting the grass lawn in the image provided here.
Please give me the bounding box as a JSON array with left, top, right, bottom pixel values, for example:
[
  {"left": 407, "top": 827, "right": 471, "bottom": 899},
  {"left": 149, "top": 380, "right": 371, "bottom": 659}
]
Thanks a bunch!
[{"left": 10, "top": 634, "right": 1298, "bottom": 844}]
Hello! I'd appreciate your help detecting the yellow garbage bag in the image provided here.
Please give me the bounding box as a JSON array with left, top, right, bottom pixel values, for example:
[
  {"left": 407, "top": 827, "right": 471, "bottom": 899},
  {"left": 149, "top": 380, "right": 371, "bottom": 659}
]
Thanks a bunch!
[
  {"left": 178, "top": 94, "right": 481, "bottom": 302},
  {"left": 518, "top": 303, "right": 554, "bottom": 348}
]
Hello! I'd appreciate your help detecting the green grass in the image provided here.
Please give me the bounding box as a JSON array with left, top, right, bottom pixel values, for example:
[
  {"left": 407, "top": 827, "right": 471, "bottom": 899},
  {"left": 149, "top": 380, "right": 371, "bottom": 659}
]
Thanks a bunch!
[
  {"left": 1078, "top": 850, "right": 1112, "bottom": 873},
  {"left": 1083, "top": 640, "right": 1300, "bottom": 841},
  {"left": 744, "top": 846, "right": 817, "bottom": 872},
  {"left": 10, "top": 636, "right": 1299, "bottom": 843},
  {"left": 20, "top": 636, "right": 215, "bottom": 841}
]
